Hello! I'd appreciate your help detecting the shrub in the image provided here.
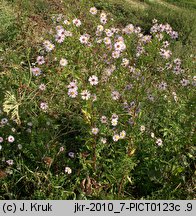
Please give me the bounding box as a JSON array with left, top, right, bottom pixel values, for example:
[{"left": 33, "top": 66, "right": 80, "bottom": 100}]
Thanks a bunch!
[{"left": 0, "top": 2, "right": 195, "bottom": 199}]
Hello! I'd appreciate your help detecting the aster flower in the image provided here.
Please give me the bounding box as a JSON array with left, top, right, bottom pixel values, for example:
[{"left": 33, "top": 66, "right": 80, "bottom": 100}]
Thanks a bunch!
[
  {"left": 100, "top": 116, "right": 107, "bottom": 124},
  {"left": 120, "top": 130, "right": 126, "bottom": 139},
  {"left": 151, "top": 132, "right": 155, "bottom": 138},
  {"left": 97, "top": 25, "right": 104, "bottom": 32},
  {"left": 114, "top": 41, "right": 126, "bottom": 52},
  {"left": 31, "top": 67, "right": 42, "bottom": 76},
  {"left": 6, "top": 159, "right": 14, "bottom": 166},
  {"left": 43, "top": 40, "right": 55, "bottom": 52},
  {"left": 159, "top": 48, "right": 172, "bottom": 59},
  {"left": 121, "top": 58, "right": 129, "bottom": 67},
  {"left": 60, "top": 58, "right": 68, "bottom": 66},
  {"left": 180, "top": 79, "right": 189, "bottom": 86},
  {"left": 158, "top": 82, "right": 167, "bottom": 90},
  {"left": 90, "top": 7, "right": 98, "bottom": 15},
  {"left": 103, "top": 37, "right": 111, "bottom": 45},
  {"left": 40, "top": 102, "right": 48, "bottom": 110},
  {"left": 156, "top": 138, "right": 163, "bottom": 146},
  {"left": 81, "top": 90, "right": 91, "bottom": 100},
  {"left": 123, "top": 24, "right": 134, "bottom": 34},
  {"left": 92, "top": 127, "right": 99, "bottom": 135},
  {"left": 111, "top": 113, "right": 119, "bottom": 120},
  {"left": 68, "top": 152, "right": 75, "bottom": 158},
  {"left": 68, "top": 89, "right": 78, "bottom": 98},
  {"left": 100, "top": 137, "right": 107, "bottom": 144},
  {"left": 36, "top": 56, "right": 45, "bottom": 65},
  {"left": 111, "top": 118, "right": 118, "bottom": 126},
  {"left": 100, "top": 17, "right": 107, "bottom": 25},
  {"left": 79, "top": 35, "right": 89, "bottom": 44},
  {"left": 111, "top": 91, "right": 120, "bottom": 100},
  {"left": 1, "top": 118, "right": 8, "bottom": 124},
  {"left": 68, "top": 81, "right": 78, "bottom": 90},
  {"left": 65, "top": 166, "right": 72, "bottom": 174},
  {"left": 113, "top": 134, "right": 120, "bottom": 142},
  {"left": 89, "top": 75, "right": 98, "bottom": 85},
  {"left": 39, "top": 83, "right": 46, "bottom": 91},
  {"left": 73, "top": 18, "right": 81, "bottom": 27},
  {"left": 112, "top": 50, "right": 120, "bottom": 59},
  {"left": 100, "top": 12, "right": 107, "bottom": 18},
  {"left": 55, "top": 34, "right": 65, "bottom": 43},
  {"left": 8, "top": 135, "right": 15, "bottom": 143},
  {"left": 105, "top": 29, "right": 113, "bottom": 37},
  {"left": 140, "top": 125, "right": 145, "bottom": 132},
  {"left": 0, "top": 137, "right": 3, "bottom": 143},
  {"left": 63, "top": 19, "right": 70, "bottom": 25}
]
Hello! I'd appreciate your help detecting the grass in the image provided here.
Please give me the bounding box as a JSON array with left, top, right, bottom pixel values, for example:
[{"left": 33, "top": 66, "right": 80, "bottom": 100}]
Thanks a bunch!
[{"left": 0, "top": 0, "right": 195, "bottom": 200}]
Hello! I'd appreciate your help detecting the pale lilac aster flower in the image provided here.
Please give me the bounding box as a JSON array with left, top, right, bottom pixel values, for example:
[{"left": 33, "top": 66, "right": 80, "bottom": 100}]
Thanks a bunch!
[
  {"left": 31, "top": 67, "right": 42, "bottom": 76},
  {"left": 6, "top": 159, "right": 14, "bottom": 165},
  {"left": 1, "top": 118, "right": 8, "bottom": 124},
  {"left": 180, "top": 79, "right": 189, "bottom": 86},
  {"left": 100, "top": 137, "right": 107, "bottom": 144},
  {"left": 123, "top": 24, "right": 134, "bottom": 34},
  {"left": 162, "top": 41, "right": 170, "bottom": 48},
  {"left": 63, "top": 20, "right": 70, "bottom": 25},
  {"left": 103, "top": 37, "right": 111, "bottom": 45},
  {"left": 0, "top": 137, "right": 3, "bottom": 143},
  {"left": 60, "top": 58, "right": 68, "bottom": 66},
  {"left": 68, "top": 152, "right": 75, "bottom": 158},
  {"left": 39, "top": 83, "right": 46, "bottom": 91},
  {"left": 43, "top": 40, "right": 55, "bottom": 52},
  {"left": 113, "top": 134, "right": 120, "bottom": 142},
  {"left": 159, "top": 82, "right": 167, "bottom": 90},
  {"left": 68, "top": 81, "right": 78, "bottom": 90},
  {"left": 36, "top": 56, "right": 45, "bottom": 65},
  {"left": 105, "top": 29, "right": 113, "bottom": 37},
  {"left": 92, "top": 94, "right": 97, "bottom": 102},
  {"left": 65, "top": 166, "right": 72, "bottom": 174},
  {"left": 97, "top": 25, "right": 104, "bottom": 32},
  {"left": 92, "top": 127, "right": 99, "bottom": 135},
  {"left": 121, "top": 58, "right": 129, "bottom": 67},
  {"left": 40, "top": 102, "right": 48, "bottom": 110},
  {"left": 111, "top": 118, "right": 118, "bottom": 126},
  {"left": 140, "top": 125, "right": 145, "bottom": 132},
  {"left": 120, "top": 130, "right": 126, "bottom": 139},
  {"left": 112, "top": 50, "right": 120, "bottom": 59},
  {"left": 68, "top": 89, "right": 78, "bottom": 98},
  {"left": 89, "top": 75, "right": 98, "bottom": 85},
  {"left": 114, "top": 41, "right": 126, "bottom": 52},
  {"left": 100, "top": 116, "right": 107, "bottom": 124},
  {"left": 111, "top": 113, "right": 119, "bottom": 120},
  {"left": 73, "top": 18, "right": 81, "bottom": 27},
  {"left": 55, "top": 34, "right": 65, "bottom": 43},
  {"left": 156, "top": 138, "right": 163, "bottom": 146},
  {"left": 111, "top": 91, "right": 120, "bottom": 100},
  {"left": 100, "top": 17, "right": 107, "bottom": 25},
  {"left": 8, "top": 135, "right": 15, "bottom": 143},
  {"left": 90, "top": 7, "right": 98, "bottom": 15},
  {"left": 81, "top": 90, "right": 91, "bottom": 100},
  {"left": 79, "top": 35, "right": 89, "bottom": 44},
  {"left": 160, "top": 49, "right": 172, "bottom": 59}
]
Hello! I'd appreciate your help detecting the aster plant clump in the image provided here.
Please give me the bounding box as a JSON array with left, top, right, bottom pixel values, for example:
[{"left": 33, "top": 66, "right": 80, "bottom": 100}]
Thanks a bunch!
[{"left": 1, "top": 5, "right": 195, "bottom": 199}]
